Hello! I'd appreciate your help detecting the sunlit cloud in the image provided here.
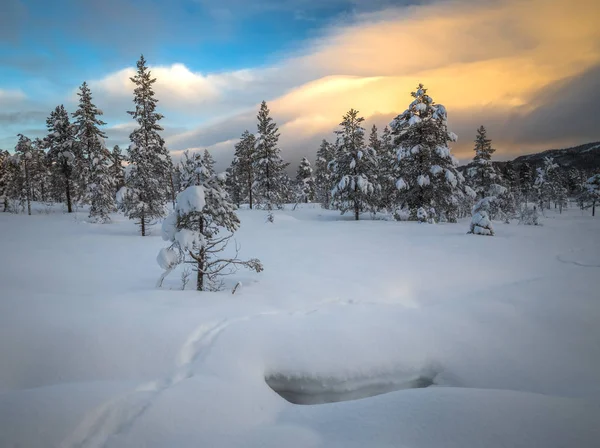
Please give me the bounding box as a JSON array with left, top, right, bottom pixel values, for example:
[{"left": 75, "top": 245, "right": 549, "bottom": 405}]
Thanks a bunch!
[{"left": 73, "top": 0, "right": 600, "bottom": 167}]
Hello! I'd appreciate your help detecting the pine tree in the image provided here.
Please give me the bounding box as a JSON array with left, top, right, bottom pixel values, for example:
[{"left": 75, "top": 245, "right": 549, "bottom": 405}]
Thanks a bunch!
[
  {"left": 159, "top": 170, "right": 263, "bottom": 291},
  {"left": 378, "top": 125, "right": 398, "bottom": 213},
  {"left": 0, "top": 150, "right": 9, "bottom": 211},
  {"left": 203, "top": 149, "right": 215, "bottom": 176},
  {"left": 330, "top": 108, "right": 378, "bottom": 220},
  {"left": 295, "top": 157, "right": 315, "bottom": 203},
  {"left": 582, "top": 174, "right": 600, "bottom": 217},
  {"left": 225, "top": 158, "right": 243, "bottom": 207},
  {"left": 229, "top": 130, "right": 256, "bottom": 209},
  {"left": 253, "top": 101, "right": 288, "bottom": 220},
  {"left": 2, "top": 153, "right": 25, "bottom": 213},
  {"left": 314, "top": 139, "right": 335, "bottom": 208},
  {"left": 519, "top": 163, "right": 533, "bottom": 203},
  {"left": 44, "top": 105, "right": 80, "bottom": 213},
  {"left": 123, "top": 55, "right": 172, "bottom": 236},
  {"left": 72, "top": 81, "right": 107, "bottom": 192},
  {"left": 178, "top": 150, "right": 211, "bottom": 191},
  {"left": 14, "top": 134, "right": 34, "bottom": 215},
  {"left": 467, "top": 126, "right": 497, "bottom": 198},
  {"left": 110, "top": 145, "right": 126, "bottom": 192},
  {"left": 533, "top": 157, "right": 559, "bottom": 211},
  {"left": 392, "top": 84, "right": 469, "bottom": 222},
  {"left": 88, "top": 139, "right": 116, "bottom": 223}
]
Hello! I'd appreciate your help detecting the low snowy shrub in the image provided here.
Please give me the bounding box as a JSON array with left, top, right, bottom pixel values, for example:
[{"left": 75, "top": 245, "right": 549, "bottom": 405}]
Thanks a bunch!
[
  {"left": 518, "top": 204, "right": 540, "bottom": 226},
  {"left": 468, "top": 197, "right": 495, "bottom": 236}
]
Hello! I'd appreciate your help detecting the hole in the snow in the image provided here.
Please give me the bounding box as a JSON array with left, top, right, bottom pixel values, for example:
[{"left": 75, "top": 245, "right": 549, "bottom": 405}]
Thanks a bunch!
[{"left": 265, "top": 371, "right": 437, "bottom": 405}]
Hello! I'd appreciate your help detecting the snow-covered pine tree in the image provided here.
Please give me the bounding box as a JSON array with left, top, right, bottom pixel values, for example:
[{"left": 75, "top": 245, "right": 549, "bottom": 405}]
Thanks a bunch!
[
  {"left": 44, "top": 105, "right": 80, "bottom": 213},
  {"left": 519, "top": 163, "right": 533, "bottom": 204},
  {"left": 158, "top": 170, "right": 263, "bottom": 291},
  {"left": 88, "top": 139, "right": 116, "bottom": 223},
  {"left": 582, "top": 173, "right": 600, "bottom": 217},
  {"left": 467, "top": 126, "right": 497, "bottom": 199},
  {"left": 314, "top": 139, "right": 335, "bottom": 208},
  {"left": 14, "top": 134, "right": 34, "bottom": 215},
  {"left": 203, "top": 149, "right": 215, "bottom": 176},
  {"left": 2, "top": 152, "right": 25, "bottom": 213},
  {"left": 378, "top": 125, "right": 398, "bottom": 213},
  {"left": 295, "top": 157, "right": 315, "bottom": 203},
  {"left": 0, "top": 150, "right": 9, "bottom": 211},
  {"left": 178, "top": 150, "right": 212, "bottom": 191},
  {"left": 330, "top": 109, "right": 378, "bottom": 220},
  {"left": 225, "top": 157, "right": 243, "bottom": 207},
  {"left": 253, "top": 101, "right": 289, "bottom": 220},
  {"left": 110, "top": 145, "right": 126, "bottom": 192},
  {"left": 72, "top": 81, "right": 107, "bottom": 193},
  {"left": 533, "top": 157, "right": 558, "bottom": 211},
  {"left": 230, "top": 130, "right": 256, "bottom": 208},
  {"left": 391, "top": 84, "right": 469, "bottom": 222},
  {"left": 123, "top": 55, "right": 172, "bottom": 236}
]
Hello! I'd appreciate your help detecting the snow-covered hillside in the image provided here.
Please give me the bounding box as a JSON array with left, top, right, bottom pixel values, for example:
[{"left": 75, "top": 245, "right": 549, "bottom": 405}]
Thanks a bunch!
[{"left": 1, "top": 204, "right": 599, "bottom": 447}]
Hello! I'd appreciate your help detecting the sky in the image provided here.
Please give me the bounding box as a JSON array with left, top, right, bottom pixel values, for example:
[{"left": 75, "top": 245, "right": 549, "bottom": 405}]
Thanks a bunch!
[{"left": 1, "top": 0, "right": 600, "bottom": 169}]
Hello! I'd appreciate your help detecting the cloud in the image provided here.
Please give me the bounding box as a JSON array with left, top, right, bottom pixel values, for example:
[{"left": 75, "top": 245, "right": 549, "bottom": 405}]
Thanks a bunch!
[
  {"left": 5, "top": 0, "right": 600, "bottom": 166},
  {"left": 163, "top": 0, "right": 600, "bottom": 169}
]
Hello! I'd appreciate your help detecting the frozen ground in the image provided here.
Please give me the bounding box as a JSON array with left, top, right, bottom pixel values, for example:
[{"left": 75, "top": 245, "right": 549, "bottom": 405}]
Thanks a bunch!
[{"left": 1, "top": 203, "right": 599, "bottom": 447}]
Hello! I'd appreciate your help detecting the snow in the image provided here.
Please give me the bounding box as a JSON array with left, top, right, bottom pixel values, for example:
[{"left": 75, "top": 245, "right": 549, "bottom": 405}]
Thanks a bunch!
[
  {"left": 1, "top": 203, "right": 600, "bottom": 447},
  {"left": 176, "top": 186, "right": 206, "bottom": 214},
  {"left": 417, "top": 174, "right": 430, "bottom": 187},
  {"left": 396, "top": 178, "right": 407, "bottom": 191},
  {"left": 157, "top": 247, "right": 179, "bottom": 270}
]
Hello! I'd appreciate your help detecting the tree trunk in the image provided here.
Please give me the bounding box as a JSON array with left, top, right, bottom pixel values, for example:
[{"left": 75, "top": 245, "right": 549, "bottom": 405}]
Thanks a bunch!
[
  {"left": 196, "top": 216, "right": 204, "bottom": 291},
  {"left": 249, "top": 180, "right": 253, "bottom": 209},
  {"left": 65, "top": 175, "right": 72, "bottom": 213},
  {"left": 593, "top": 201, "right": 596, "bottom": 217},
  {"left": 169, "top": 172, "right": 176, "bottom": 207},
  {"left": 354, "top": 199, "right": 359, "bottom": 221},
  {"left": 141, "top": 209, "right": 146, "bottom": 236}
]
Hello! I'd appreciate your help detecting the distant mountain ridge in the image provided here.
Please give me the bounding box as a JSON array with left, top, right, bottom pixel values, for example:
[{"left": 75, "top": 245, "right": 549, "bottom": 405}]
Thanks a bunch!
[{"left": 460, "top": 141, "right": 600, "bottom": 174}]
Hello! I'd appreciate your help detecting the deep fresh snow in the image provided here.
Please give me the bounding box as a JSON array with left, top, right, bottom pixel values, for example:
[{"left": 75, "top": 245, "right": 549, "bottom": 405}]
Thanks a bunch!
[{"left": 1, "top": 204, "right": 599, "bottom": 447}]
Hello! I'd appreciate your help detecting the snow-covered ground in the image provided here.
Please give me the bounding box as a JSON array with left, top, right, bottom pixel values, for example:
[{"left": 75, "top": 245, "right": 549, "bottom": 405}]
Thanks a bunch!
[{"left": 1, "top": 204, "right": 599, "bottom": 447}]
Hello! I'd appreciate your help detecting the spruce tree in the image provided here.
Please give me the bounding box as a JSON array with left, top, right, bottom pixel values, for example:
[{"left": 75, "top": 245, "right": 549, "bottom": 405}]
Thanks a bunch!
[
  {"left": 330, "top": 108, "right": 378, "bottom": 220},
  {"left": 88, "top": 140, "right": 116, "bottom": 223},
  {"left": 159, "top": 169, "right": 263, "bottom": 291},
  {"left": 392, "top": 84, "right": 468, "bottom": 222},
  {"left": 0, "top": 150, "right": 9, "bottom": 211},
  {"left": 230, "top": 130, "right": 256, "bottom": 208},
  {"left": 203, "top": 149, "right": 215, "bottom": 176},
  {"left": 253, "top": 101, "right": 288, "bottom": 220},
  {"left": 44, "top": 105, "right": 80, "bottom": 213},
  {"left": 533, "top": 157, "right": 558, "bottom": 211},
  {"left": 582, "top": 174, "right": 600, "bottom": 217},
  {"left": 14, "top": 134, "right": 34, "bottom": 215},
  {"left": 178, "top": 150, "right": 211, "bottom": 191},
  {"left": 378, "top": 125, "right": 398, "bottom": 213},
  {"left": 225, "top": 158, "right": 243, "bottom": 207},
  {"left": 519, "top": 163, "right": 533, "bottom": 203},
  {"left": 468, "top": 126, "right": 497, "bottom": 198},
  {"left": 123, "top": 55, "right": 171, "bottom": 236},
  {"left": 314, "top": 139, "right": 335, "bottom": 208},
  {"left": 110, "top": 145, "right": 126, "bottom": 192},
  {"left": 72, "top": 81, "right": 107, "bottom": 190},
  {"left": 295, "top": 157, "right": 315, "bottom": 203}
]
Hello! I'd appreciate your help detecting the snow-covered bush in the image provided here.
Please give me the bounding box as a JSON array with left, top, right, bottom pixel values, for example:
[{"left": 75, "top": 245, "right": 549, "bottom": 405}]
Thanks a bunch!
[
  {"left": 518, "top": 203, "right": 540, "bottom": 226},
  {"left": 468, "top": 197, "right": 495, "bottom": 236}
]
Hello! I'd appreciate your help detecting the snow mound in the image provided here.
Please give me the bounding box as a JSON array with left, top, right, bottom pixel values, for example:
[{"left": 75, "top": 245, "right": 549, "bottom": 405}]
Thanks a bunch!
[{"left": 266, "top": 368, "right": 439, "bottom": 405}]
